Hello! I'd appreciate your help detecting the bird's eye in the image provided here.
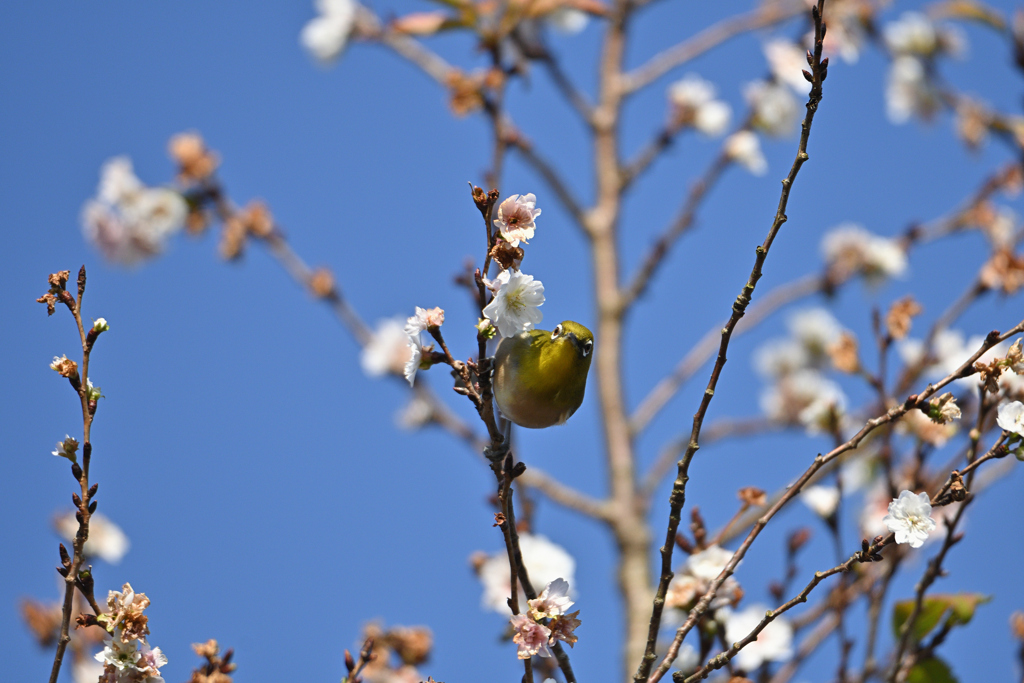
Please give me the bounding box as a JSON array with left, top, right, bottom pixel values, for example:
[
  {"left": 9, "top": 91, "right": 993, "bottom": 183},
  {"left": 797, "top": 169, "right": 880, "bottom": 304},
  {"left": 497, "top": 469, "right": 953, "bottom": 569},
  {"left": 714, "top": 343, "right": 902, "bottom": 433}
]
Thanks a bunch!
[
  {"left": 552, "top": 324, "right": 563, "bottom": 340},
  {"left": 582, "top": 340, "right": 593, "bottom": 357}
]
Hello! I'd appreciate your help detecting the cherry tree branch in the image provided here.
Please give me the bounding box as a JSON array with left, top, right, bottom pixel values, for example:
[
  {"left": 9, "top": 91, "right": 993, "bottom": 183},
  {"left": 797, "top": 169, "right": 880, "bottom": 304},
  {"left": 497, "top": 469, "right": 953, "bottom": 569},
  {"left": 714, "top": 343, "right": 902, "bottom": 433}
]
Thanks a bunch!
[{"left": 635, "top": 7, "right": 831, "bottom": 680}]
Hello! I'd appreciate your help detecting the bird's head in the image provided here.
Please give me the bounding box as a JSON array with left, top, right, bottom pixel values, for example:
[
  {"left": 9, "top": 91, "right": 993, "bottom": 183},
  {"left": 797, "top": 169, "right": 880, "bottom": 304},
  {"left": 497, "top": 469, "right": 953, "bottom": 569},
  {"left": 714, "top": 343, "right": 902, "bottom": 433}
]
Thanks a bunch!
[{"left": 549, "top": 320, "right": 594, "bottom": 361}]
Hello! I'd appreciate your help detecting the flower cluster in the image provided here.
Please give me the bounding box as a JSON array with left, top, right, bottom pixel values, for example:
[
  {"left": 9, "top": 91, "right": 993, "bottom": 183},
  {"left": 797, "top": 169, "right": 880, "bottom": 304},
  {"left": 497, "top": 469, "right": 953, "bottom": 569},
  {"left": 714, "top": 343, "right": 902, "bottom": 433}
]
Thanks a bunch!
[
  {"left": 510, "top": 579, "right": 581, "bottom": 659},
  {"left": 667, "top": 74, "right": 732, "bottom": 137},
  {"left": 82, "top": 157, "right": 187, "bottom": 266},
  {"left": 482, "top": 194, "right": 546, "bottom": 338},
  {"left": 724, "top": 130, "right": 767, "bottom": 176},
  {"left": 754, "top": 308, "right": 849, "bottom": 433},
  {"left": 821, "top": 223, "right": 907, "bottom": 284},
  {"left": 882, "top": 12, "right": 964, "bottom": 124},
  {"left": 665, "top": 545, "right": 742, "bottom": 613},
  {"left": 476, "top": 533, "right": 576, "bottom": 614},
  {"left": 722, "top": 604, "right": 794, "bottom": 672},
  {"left": 93, "top": 584, "right": 167, "bottom": 683},
  {"left": 745, "top": 79, "right": 798, "bottom": 136}
]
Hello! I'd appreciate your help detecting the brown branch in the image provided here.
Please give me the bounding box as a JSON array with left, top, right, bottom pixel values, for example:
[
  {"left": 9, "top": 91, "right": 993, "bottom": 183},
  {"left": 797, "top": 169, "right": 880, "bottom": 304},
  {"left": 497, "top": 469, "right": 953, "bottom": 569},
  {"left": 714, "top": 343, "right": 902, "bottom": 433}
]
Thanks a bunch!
[
  {"left": 357, "top": 8, "right": 452, "bottom": 85},
  {"left": 686, "top": 426, "right": 1008, "bottom": 683},
  {"left": 635, "top": 8, "right": 832, "bottom": 681},
  {"left": 654, "top": 335, "right": 1022, "bottom": 682},
  {"left": 48, "top": 267, "right": 99, "bottom": 683},
  {"left": 621, "top": 0, "right": 807, "bottom": 94}
]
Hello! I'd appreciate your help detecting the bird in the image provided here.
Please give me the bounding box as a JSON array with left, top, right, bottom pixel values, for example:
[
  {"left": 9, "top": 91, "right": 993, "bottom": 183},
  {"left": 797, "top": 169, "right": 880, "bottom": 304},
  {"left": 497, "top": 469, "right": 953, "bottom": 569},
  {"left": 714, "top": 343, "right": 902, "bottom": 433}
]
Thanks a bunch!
[{"left": 492, "top": 320, "right": 594, "bottom": 429}]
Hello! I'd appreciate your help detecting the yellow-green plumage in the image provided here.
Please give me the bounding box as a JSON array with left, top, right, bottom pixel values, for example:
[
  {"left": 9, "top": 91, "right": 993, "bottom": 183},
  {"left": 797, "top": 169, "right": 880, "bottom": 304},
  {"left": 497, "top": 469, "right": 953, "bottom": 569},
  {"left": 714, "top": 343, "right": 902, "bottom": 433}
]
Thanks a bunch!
[{"left": 492, "top": 320, "right": 594, "bottom": 429}]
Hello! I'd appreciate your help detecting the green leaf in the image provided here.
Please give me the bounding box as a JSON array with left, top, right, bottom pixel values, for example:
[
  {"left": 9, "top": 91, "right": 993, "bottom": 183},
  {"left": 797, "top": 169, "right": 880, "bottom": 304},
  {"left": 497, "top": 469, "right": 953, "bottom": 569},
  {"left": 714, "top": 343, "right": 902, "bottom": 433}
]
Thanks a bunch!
[
  {"left": 892, "top": 594, "right": 991, "bottom": 642},
  {"left": 907, "top": 657, "right": 957, "bottom": 683},
  {"left": 892, "top": 598, "right": 947, "bottom": 642},
  {"left": 943, "top": 593, "right": 991, "bottom": 625}
]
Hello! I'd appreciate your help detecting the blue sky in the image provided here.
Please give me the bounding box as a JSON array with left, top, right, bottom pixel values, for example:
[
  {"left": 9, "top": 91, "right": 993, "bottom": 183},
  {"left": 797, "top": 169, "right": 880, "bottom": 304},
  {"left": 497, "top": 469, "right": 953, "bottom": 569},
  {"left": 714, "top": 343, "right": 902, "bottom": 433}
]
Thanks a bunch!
[{"left": 2, "top": 1, "right": 1023, "bottom": 681}]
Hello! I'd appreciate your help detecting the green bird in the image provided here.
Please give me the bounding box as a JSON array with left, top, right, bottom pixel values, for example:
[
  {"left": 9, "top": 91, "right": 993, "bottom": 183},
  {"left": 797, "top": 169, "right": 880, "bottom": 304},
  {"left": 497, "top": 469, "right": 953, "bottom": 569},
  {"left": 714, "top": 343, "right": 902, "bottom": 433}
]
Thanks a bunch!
[{"left": 492, "top": 320, "right": 594, "bottom": 429}]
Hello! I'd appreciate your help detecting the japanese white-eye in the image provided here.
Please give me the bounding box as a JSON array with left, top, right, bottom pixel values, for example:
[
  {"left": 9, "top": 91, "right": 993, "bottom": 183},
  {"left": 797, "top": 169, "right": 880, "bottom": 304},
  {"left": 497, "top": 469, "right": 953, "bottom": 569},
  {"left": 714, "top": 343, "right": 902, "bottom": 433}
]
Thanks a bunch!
[{"left": 492, "top": 321, "right": 594, "bottom": 429}]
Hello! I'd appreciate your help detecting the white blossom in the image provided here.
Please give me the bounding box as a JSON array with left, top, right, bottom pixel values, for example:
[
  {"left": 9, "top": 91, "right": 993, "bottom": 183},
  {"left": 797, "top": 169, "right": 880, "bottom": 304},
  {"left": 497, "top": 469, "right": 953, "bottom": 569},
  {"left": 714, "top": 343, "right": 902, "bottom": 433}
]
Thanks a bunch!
[
  {"left": 82, "top": 157, "right": 187, "bottom": 266},
  {"left": 997, "top": 401, "right": 1024, "bottom": 437},
  {"left": 813, "top": 2, "right": 865, "bottom": 64},
  {"left": 686, "top": 545, "right": 736, "bottom": 582},
  {"left": 883, "top": 490, "right": 936, "bottom": 548},
  {"left": 528, "top": 578, "right": 574, "bottom": 619},
  {"left": 478, "top": 533, "right": 575, "bottom": 614},
  {"left": 753, "top": 338, "right": 809, "bottom": 378},
  {"left": 801, "top": 485, "right": 840, "bottom": 518},
  {"left": 95, "top": 634, "right": 166, "bottom": 682},
  {"left": 55, "top": 511, "right": 130, "bottom": 564},
  {"left": 301, "top": 0, "right": 357, "bottom": 63},
  {"left": 859, "top": 481, "right": 892, "bottom": 539},
  {"left": 821, "top": 223, "right": 907, "bottom": 282},
  {"left": 789, "top": 307, "right": 842, "bottom": 360},
  {"left": 761, "top": 369, "right": 846, "bottom": 433},
  {"left": 361, "top": 318, "right": 412, "bottom": 377},
  {"left": 668, "top": 75, "right": 732, "bottom": 137},
  {"left": 403, "top": 337, "right": 422, "bottom": 387},
  {"left": 723, "top": 605, "right": 794, "bottom": 671},
  {"left": 546, "top": 7, "right": 588, "bottom": 34},
  {"left": 899, "top": 329, "right": 1006, "bottom": 389},
  {"left": 72, "top": 659, "right": 105, "bottom": 683},
  {"left": 724, "top": 131, "right": 767, "bottom": 176},
  {"left": 483, "top": 269, "right": 545, "bottom": 337},
  {"left": 493, "top": 193, "right": 542, "bottom": 247},
  {"left": 884, "top": 12, "right": 963, "bottom": 58},
  {"left": 666, "top": 546, "right": 742, "bottom": 612},
  {"left": 886, "top": 56, "right": 940, "bottom": 124},
  {"left": 764, "top": 39, "right": 811, "bottom": 94},
  {"left": 745, "top": 80, "right": 799, "bottom": 137},
  {"left": 675, "top": 643, "right": 700, "bottom": 674}
]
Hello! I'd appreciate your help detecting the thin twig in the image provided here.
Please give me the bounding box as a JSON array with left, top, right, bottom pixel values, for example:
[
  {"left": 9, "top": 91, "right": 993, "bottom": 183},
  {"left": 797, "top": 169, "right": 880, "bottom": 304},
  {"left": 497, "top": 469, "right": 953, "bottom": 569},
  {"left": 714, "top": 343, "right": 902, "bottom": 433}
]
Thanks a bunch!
[{"left": 635, "top": 8, "right": 831, "bottom": 681}]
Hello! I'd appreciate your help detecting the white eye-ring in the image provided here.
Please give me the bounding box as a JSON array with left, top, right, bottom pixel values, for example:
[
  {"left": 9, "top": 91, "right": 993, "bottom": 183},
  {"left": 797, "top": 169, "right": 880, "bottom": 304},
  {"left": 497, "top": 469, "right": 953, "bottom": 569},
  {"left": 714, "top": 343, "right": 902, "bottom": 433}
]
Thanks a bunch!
[
  {"left": 552, "top": 324, "right": 563, "bottom": 340},
  {"left": 582, "top": 340, "right": 593, "bottom": 357}
]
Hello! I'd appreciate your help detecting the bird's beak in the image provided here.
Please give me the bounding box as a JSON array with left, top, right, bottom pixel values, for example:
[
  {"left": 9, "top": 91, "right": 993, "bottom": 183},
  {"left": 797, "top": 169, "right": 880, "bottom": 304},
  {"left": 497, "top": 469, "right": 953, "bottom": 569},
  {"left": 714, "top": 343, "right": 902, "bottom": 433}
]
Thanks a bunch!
[{"left": 566, "top": 332, "right": 582, "bottom": 351}]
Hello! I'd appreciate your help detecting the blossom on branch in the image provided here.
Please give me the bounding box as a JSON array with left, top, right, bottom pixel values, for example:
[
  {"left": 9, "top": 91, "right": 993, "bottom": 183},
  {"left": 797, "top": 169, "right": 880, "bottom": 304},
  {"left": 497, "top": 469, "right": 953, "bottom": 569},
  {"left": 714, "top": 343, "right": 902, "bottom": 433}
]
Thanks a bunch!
[
  {"left": 528, "top": 578, "right": 574, "bottom": 620},
  {"left": 483, "top": 269, "right": 545, "bottom": 338},
  {"left": 82, "top": 157, "right": 187, "bottom": 266},
  {"left": 882, "top": 490, "right": 936, "bottom": 548},
  {"left": 361, "top": 318, "right": 414, "bottom": 378},
  {"left": 723, "top": 604, "right": 794, "bottom": 671},
  {"left": 801, "top": 485, "right": 840, "bottom": 519},
  {"left": 997, "top": 401, "right": 1024, "bottom": 437},
  {"left": 764, "top": 39, "right": 811, "bottom": 94},
  {"left": 511, "top": 614, "right": 553, "bottom": 659},
  {"left": 821, "top": 223, "right": 907, "bottom": 283},
  {"left": 476, "top": 533, "right": 575, "bottom": 614},
  {"left": 493, "top": 193, "right": 542, "bottom": 247},
  {"left": 55, "top": 511, "right": 130, "bottom": 564},
  {"left": 724, "top": 131, "right": 767, "bottom": 176},
  {"left": 668, "top": 74, "right": 732, "bottom": 137},
  {"left": 301, "top": 0, "right": 357, "bottom": 63},
  {"left": 744, "top": 80, "right": 799, "bottom": 137}
]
